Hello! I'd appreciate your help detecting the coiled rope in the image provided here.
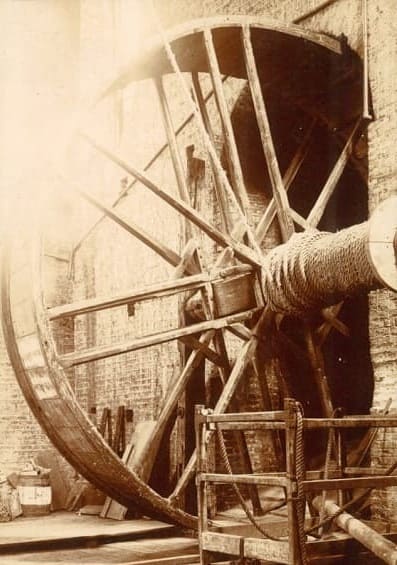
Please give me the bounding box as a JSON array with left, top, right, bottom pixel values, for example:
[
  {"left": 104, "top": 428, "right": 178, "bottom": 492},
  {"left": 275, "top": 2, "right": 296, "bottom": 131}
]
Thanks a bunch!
[{"left": 261, "top": 222, "right": 382, "bottom": 316}]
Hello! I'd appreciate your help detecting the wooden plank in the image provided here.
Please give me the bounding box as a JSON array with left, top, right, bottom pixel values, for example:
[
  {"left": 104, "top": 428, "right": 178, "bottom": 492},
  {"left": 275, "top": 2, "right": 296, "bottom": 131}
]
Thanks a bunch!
[
  {"left": 204, "top": 411, "right": 285, "bottom": 422},
  {"left": 242, "top": 25, "right": 294, "bottom": 242},
  {"left": 285, "top": 398, "right": 306, "bottom": 564},
  {"left": 81, "top": 135, "right": 261, "bottom": 267},
  {"left": 101, "top": 420, "right": 157, "bottom": 519},
  {"left": 344, "top": 466, "right": 389, "bottom": 476},
  {"left": 205, "top": 422, "right": 284, "bottom": 432},
  {"left": 130, "top": 333, "right": 215, "bottom": 482},
  {"left": 59, "top": 309, "right": 258, "bottom": 367},
  {"left": 201, "top": 532, "right": 289, "bottom": 563},
  {"left": 170, "top": 307, "right": 274, "bottom": 494},
  {"left": 304, "top": 475, "right": 397, "bottom": 492},
  {"left": 303, "top": 416, "right": 397, "bottom": 429},
  {"left": 153, "top": 22, "right": 262, "bottom": 259},
  {"left": 199, "top": 472, "right": 287, "bottom": 487},
  {"left": 304, "top": 324, "right": 334, "bottom": 417},
  {"left": 306, "top": 531, "right": 397, "bottom": 561},
  {"left": 203, "top": 28, "right": 250, "bottom": 214},
  {"left": 180, "top": 335, "right": 227, "bottom": 367},
  {"left": 201, "top": 532, "right": 243, "bottom": 556},
  {"left": 125, "top": 555, "right": 200, "bottom": 565},
  {"left": 244, "top": 536, "right": 289, "bottom": 563}
]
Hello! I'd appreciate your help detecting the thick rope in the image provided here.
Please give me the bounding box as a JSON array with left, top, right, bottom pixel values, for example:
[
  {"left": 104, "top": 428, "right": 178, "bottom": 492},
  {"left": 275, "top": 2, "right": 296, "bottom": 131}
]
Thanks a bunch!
[
  {"left": 295, "top": 403, "right": 309, "bottom": 564},
  {"left": 216, "top": 424, "right": 287, "bottom": 542},
  {"left": 261, "top": 221, "right": 382, "bottom": 316}
]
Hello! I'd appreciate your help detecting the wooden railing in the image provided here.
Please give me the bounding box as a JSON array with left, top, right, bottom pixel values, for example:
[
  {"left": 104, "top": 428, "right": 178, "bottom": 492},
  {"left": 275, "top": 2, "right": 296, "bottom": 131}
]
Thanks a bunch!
[{"left": 195, "top": 399, "right": 397, "bottom": 565}]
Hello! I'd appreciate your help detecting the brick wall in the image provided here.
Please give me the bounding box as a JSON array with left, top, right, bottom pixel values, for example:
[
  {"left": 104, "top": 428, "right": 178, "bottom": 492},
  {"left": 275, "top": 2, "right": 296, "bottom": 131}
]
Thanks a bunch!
[
  {"left": 366, "top": 0, "right": 397, "bottom": 521},
  {"left": 0, "top": 0, "right": 395, "bottom": 521},
  {"left": 0, "top": 1, "right": 79, "bottom": 475}
]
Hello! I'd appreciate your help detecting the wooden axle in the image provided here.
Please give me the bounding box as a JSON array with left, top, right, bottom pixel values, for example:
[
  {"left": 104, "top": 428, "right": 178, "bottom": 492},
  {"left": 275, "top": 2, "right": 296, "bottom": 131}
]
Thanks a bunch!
[{"left": 312, "top": 497, "right": 397, "bottom": 565}]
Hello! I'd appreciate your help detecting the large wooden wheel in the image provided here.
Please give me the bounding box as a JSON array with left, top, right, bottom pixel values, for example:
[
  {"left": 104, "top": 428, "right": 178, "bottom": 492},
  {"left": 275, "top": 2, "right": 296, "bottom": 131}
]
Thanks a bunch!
[{"left": 2, "top": 16, "right": 370, "bottom": 528}]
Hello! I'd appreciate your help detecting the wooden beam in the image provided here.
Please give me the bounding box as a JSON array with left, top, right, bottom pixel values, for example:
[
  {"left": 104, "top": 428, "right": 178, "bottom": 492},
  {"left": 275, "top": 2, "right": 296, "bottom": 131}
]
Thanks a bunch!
[
  {"left": 303, "top": 416, "right": 397, "bottom": 429},
  {"left": 81, "top": 134, "right": 261, "bottom": 267},
  {"left": 59, "top": 308, "right": 258, "bottom": 367},
  {"left": 242, "top": 25, "right": 294, "bottom": 242},
  {"left": 151, "top": 22, "right": 262, "bottom": 259},
  {"left": 199, "top": 472, "right": 287, "bottom": 487},
  {"left": 254, "top": 117, "right": 315, "bottom": 243},
  {"left": 304, "top": 475, "right": 397, "bottom": 492}
]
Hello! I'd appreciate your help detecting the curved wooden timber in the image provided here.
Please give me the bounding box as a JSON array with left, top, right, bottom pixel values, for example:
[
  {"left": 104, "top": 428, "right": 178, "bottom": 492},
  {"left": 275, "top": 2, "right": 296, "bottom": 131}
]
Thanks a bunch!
[{"left": 1, "top": 17, "right": 365, "bottom": 528}]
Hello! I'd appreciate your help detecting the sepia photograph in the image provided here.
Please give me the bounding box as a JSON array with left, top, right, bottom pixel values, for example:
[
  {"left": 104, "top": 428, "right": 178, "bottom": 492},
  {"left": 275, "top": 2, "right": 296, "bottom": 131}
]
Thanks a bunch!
[{"left": 0, "top": 1, "right": 396, "bottom": 563}]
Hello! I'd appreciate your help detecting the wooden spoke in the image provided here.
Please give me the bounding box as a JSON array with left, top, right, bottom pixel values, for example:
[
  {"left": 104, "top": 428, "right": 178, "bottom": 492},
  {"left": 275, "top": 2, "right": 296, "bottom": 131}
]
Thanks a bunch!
[
  {"left": 48, "top": 273, "right": 210, "bottom": 320},
  {"left": 242, "top": 25, "right": 295, "bottom": 242},
  {"left": 179, "top": 335, "right": 227, "bottom": 368},
  {"left": 131, "top": 330, "right": 215, "bottom": 481},
  {"left": 59, "top": 307, "right": 259, "bottom": 367},
  {"left": 49, "top": 263, "right": 253, "bottom": 321},
  {"left": 81, "top": 134, "right": 261, "bottom": 267},
  {"left": 203, "top": 28, "right": 251, "bottom": 214},
  {"left": 319, "top": 304, "right": 350, "bottom": 340},
  {"left": 191, "top": 72, "right": 231, "bottom": 233},
  {"left": 155, "top": 76, "right": 191, "bottom": 206},
  {"left": 306, "top": 119, "right": 362, "bottom": 228},
  {"left": 255, "top": 118, "right": 315, "bottom": 243},
  {"left": 169, "top": 307, "right": 272, "bottom": 495},
  {"left": 77, "top": 184, "right": 182, "bottom": 268},
  {"left": 71, "top": 79, "right": 230, "bottom": 259},
  {"left": 290, "top": 208, "right": 315, "bottom": 230}
]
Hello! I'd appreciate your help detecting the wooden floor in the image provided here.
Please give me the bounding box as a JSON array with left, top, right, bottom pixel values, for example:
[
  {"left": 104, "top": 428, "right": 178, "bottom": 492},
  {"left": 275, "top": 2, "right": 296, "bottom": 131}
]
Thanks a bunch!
[
  {"left": 0, "top": 510, "right": 388, "bottom": 564},
  {"left": 1, "top": 536, "right": 199, "bottom": 564},
  {"left": 0, "top": 512, "right": 199, "bottom": 564}
]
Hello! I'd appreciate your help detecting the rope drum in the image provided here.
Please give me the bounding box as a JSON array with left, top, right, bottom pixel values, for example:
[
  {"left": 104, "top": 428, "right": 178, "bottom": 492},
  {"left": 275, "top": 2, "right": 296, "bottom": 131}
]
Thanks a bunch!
[{"left": 261, "top": 221, "right": 382, "bottom": 316}]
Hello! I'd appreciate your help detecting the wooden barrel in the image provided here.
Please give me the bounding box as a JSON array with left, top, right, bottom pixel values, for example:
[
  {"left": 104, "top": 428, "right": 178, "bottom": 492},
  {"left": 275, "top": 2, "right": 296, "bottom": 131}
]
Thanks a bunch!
[{"left": 18, "top": 472, "right": 51, "bottom": 516}]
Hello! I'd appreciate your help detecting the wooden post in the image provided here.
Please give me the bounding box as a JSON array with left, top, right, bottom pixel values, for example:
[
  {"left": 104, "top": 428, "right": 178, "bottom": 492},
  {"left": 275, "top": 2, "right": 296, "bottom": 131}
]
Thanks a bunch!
[
  {"left": 195, "top": 404, "right": 210, "bottom": 565},
  {"left": 312, "top": 497, "right": 397, "bottom": 565},
  {"left": 284, "top": 398, "right": 304, "bottom": 565}
]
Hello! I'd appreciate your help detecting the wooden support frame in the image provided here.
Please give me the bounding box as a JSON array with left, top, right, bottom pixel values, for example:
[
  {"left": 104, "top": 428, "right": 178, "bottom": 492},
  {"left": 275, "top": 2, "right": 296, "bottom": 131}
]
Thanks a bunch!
[{"left": 195, "top": 401, "right": 397, "bottom": 565}]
